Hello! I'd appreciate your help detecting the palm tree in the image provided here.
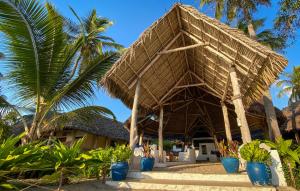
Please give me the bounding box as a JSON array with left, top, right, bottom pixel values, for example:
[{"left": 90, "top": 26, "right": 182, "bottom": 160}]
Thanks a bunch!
[
  {"left": 66, "top": 7, "right": 123, "bottom": 78},
  {"left": 199, "top": 0, "right": 271, "bottom": 39},
  {"left": 237, "top": 18, "right": 287, "bottom": 51},
  {"left": 276, "top": 66, "right": 300, "bottom": 103},
  {"left": 274, "top": 0, "right": 300, "bottom": 40},
  {"left": 276, "top": 66, "right": 300, "bottom": 142},
  {"left": 0, "top": 0, "right": 118, "bottom": 141}
]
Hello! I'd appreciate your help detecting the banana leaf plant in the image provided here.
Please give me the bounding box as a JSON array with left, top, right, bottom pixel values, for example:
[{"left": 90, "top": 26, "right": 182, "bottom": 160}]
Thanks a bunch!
[
  {"left": 264, "top": 138, "right": 300, "bottom": 187},
  {"left": 46, "top": 138, "right": 84, "bottom": 190}
]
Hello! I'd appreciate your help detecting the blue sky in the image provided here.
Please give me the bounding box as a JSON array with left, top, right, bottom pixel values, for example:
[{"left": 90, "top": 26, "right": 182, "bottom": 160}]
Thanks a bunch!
[{"left": 1, "top": 0, "right": 299, "bottom": 122}]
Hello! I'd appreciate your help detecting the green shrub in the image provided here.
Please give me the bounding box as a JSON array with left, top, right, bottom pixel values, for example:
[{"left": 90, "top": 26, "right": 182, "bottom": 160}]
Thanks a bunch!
[
  {"left": 112, "top": 144, "right": 132, "bottom": 162},
  {"left": 0, "top": 133, "right": 50, "bottom": 190},
  {"left": 80, "top": 147, "right": 113, "bottom": 183},
  {"left": 46, "top": 138, "right": 84, "bottom": 190},
  {"left": 240, "top": 140, "right": 271, "bottom": 165},
  {"left": 264, "top": 138, "right": 300, "bottom": 188}
]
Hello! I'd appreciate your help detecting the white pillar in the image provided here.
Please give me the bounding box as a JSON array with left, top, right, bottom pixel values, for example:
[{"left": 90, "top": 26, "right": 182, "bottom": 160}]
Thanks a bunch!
[
  {"left": 158, "top": 106, "right": 164, "bottom": 162},
  {"left": 263, "top": 89, "right": 282, "bottom": 140},
  {"left": 229, "top": 66, "right": 252, "bottom": 143},
  {"left": 221, "top": 102, "right": 232, "bottom": 142},
  {"left": 130, "top": 80, "right": 141, "bottom": 150}
]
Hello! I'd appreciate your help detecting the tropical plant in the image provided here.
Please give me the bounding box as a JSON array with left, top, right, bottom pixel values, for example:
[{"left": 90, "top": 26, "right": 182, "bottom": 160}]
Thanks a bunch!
[
  {"left": 240, "top": 140, "right": 271, "bottom": 164},
  {"left": 142, "top": 142, "right": 153, "bottom": 158},
  {"left": 217, "top": 140, "right": 239, "bottom": 158},
  {"left": 264, "top": 138, "right": 300, "bottom": 187},
  {"left": 199, "top": 0, "right": 271, "bottom": 39},
  {"left": 66, "top": 7, "right": 123, "bottom": 78},
  {"left": 46, "top": 138, "right": 84, "bottom": 190},
  {"left": 276, "top": 66, "right": 300, "bottom": 103},
  {"left": 274, "top": 0, "right": 300, "bottom": 41},
  {"left": 237, "top": 18, "right": 287, "bottom": 51},
  {"left": 81, "top": 147, "right": 113, "bottom": 183},
  {"left": 112, "top": 144, "right": 132, "bottom": 162},
  {"left": 0, "top": 0, "right": 118, "bottom": 141},
  {"left": 0, "top": 133, "right": 50, "bottom": 190}
]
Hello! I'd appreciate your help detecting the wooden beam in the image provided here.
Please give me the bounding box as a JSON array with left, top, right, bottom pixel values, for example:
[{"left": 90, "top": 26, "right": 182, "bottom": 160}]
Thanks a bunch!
[
  {"left": 181, "top": 30, "right": 233, "bottom": 64},
  {"left": 130, "top": 79, "right": 141, "bottom": 150},
  {"left": 263, "top": 89, "right": 282, "bottom": 140},
  {"left": 158, "top": 43, "right": 209, "bottom": 55},
  {"left": 221, "top": 102, "right": 232, "bottom": 142},
  {"left": 221, "top": 73, "right": 230, "bottom": 101},
  {"left": 141, "top": 83, "right": 159, "bottom": 104},
  {"left": 229, "top": 66, "right": 252, "bottom": 143},
  {"left": 174, "top": 83, "right": 205, "bottom": 89},
  {"left": 158, "top": 106, "right": 164, "bottom": 162},
  {"left": 159, "top": 72, "right": 189, "bottom": 104},
  {"left": 128, "top": 32, "right": 181, "bottom": 89}
]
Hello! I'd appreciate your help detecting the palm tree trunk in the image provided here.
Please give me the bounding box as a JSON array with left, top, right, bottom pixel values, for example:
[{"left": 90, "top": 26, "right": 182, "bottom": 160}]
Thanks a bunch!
[
  {"left": 291, "top": 104, "right": 300, "bottom": 143},
  {"left": 247, "top": 23, "right": 256, "bottom": 39},
  {"left": 69, "top": 55, "right": 81, "bottom": 80}
]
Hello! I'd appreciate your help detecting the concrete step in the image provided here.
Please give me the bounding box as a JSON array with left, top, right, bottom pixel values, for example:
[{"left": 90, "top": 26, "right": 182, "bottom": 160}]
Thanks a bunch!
[
  {"left": 127, "top": 171, "right": 251, "bottom": 182},
  {"left": 106, "top": 178, "right": 276, "bottom": 191}
]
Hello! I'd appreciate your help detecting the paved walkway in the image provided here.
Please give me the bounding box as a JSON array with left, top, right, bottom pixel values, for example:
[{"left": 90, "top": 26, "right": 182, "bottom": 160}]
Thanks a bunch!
[{"left": 154, "top": 162, "right": 232, "bottom": 174}]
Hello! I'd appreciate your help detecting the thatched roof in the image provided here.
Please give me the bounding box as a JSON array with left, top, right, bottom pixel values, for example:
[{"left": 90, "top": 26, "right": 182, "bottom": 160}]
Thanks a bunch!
[
  {"left": 101, "top": 3, "right": 287, "bottom": 111},
  {"left": 14, "top": 116, "right": 129, "bottom": 141}
]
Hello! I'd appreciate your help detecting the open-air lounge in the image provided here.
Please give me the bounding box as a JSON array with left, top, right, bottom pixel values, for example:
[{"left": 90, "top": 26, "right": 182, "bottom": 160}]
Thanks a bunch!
[{"left": 101, "top": 3, "right": 287, "bottom": 162}]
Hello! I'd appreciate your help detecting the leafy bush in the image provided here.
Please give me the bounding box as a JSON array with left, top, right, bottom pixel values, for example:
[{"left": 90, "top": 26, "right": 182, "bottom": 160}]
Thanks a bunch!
[
  {"left": 142, "top": 142, "right": 153, "bottom": 158},
  {"left": 217, "top": 140, "right": 239, "bottom": 158},
  {"left": 0, "top": 134, "right": 50, "bottom": 190},
  {"left": 240, "top": 140, "right": 271, "bottom": 165},
  {"left": 46, "top": 138, "right": 84, "bottom": 190},
  {"left": 112, "top": 144, "right": 132, "bottom": 162},
  {"left": 81, "top": 147, "right": 113, "bottom": 183},
  {"left": 265, "top": 138, "right": 300, "bottom": 189}
]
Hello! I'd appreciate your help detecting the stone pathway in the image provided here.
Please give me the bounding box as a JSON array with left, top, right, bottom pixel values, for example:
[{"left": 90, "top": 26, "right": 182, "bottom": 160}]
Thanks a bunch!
[{"left": 153, "top": 162, "right": 233, "bottom": 174}]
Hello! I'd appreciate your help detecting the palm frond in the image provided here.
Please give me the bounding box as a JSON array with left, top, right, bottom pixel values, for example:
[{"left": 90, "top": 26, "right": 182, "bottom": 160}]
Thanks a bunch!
[{"left": 46, "top": 52, "right": 118, "bottom": 113}]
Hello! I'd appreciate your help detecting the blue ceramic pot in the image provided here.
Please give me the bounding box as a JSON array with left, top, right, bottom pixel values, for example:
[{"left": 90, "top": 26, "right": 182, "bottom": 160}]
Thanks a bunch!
[
  {"left": 221, "top": 157, "right": 239, "bottom": 173},
  {"left": 246, "top": 162, "right": 272, "bottom": 185},
  {"left": 111, "top": 162, "right": 129, "bottom": 181},
  {"left": 140, "top": 157, "right": 155, "bottom": 171}
]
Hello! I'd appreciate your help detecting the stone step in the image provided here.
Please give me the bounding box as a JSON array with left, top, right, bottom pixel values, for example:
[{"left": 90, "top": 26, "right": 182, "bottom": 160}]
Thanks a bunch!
[
  {"left": 127, "top": 171, "right": 251, "bottom": 182},
  {"left": 106, "top": 179, "right": 276, "bottom": 191}
]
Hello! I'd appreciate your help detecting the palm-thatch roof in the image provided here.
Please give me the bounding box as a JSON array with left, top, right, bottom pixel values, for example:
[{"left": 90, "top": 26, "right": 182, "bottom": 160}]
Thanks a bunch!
[
  {"left": 14, "top": 116, "right": 129, "bottom": 141},
  {"left": 101, "top": 3, "right": 287, "bottom": 112}
]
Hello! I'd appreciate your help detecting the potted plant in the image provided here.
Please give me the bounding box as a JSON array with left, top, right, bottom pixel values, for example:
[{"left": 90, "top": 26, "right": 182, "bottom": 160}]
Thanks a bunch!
[
  {"left": 240, "top": 140, "right": 272, "bottom": 186},
  {"left": 217, "top": 140, "right": 240, "bottom": 173},
  {"left": 140, "top": 142, "right": 155, "bottom": 171},
  {"left": 111, "top": 145, "right": 132, "bottom": 181}
]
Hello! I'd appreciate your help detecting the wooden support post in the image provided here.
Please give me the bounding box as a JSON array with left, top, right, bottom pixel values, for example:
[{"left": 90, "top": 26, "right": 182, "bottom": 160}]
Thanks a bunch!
[
  {"left": 158, "top": 106, "right": 164, "bottom": 162},
  {"left": 139, "top": 130, "right": 144, "bottom": 146},
  {"left": 221, "top": 102, "right": 232, "bottom": 142},
  {"left": 130, "top": 80, "right": 141, "bottom": 150},
  {"left": 263, "top": 89, "right": 282, "bottom": 140},
  {"left": 229, "top": 66, "right": 252, "bottom": 143}
]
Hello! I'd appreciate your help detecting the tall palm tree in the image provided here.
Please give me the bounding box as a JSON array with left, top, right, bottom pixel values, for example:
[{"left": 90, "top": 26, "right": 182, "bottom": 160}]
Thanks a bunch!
[
  {"left": 275, "top": 0, "right": 300, "bottom": 40},
  {"left": 237, "top": 18, "right": 287, "bottom": 51},
  {"left": 276, "top": 66, "right": 300, "bottom": 104},
  {"left": 199, "top": 0, "right": 271, "bottom": 39},
  {"left": 276, "top": 66, "right": 300, "bottom": 143},
  {"left": 0, "top": 0, "right": 117, "bottom": 141},
  {"left": 66, "top": 8, "right": 123, "bottom": 78}
]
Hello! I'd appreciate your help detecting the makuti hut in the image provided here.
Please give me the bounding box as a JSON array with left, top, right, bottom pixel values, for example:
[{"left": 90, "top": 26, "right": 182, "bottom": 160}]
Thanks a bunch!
[{"left": 101, "top": 4, "right": 288, "bottom": 160}]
